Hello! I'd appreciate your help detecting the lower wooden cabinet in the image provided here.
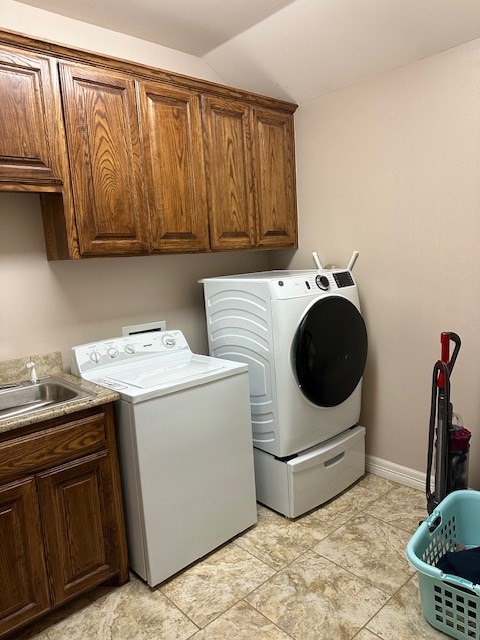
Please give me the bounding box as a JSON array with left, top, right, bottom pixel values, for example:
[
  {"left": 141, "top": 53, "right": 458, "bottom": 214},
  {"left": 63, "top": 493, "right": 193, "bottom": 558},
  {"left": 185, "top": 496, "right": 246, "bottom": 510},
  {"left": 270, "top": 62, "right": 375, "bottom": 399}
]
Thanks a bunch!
[
  {"left": 0, "top": 478, "right": 50, "bottom": 636},
  {"left": 0, "top": 404, "right": 129, "bottom": 639},
  {"left": 38, "top": 450, "right": 124, "bottom": 604}
]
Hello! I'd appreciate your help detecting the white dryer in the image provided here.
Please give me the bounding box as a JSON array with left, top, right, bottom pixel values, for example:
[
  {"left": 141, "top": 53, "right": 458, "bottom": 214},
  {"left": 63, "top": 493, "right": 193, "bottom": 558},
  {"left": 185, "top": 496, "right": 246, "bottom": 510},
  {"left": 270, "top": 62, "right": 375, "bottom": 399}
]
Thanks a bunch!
[{"left": 201, "top": 269, "right": 368, "bottom": 517}]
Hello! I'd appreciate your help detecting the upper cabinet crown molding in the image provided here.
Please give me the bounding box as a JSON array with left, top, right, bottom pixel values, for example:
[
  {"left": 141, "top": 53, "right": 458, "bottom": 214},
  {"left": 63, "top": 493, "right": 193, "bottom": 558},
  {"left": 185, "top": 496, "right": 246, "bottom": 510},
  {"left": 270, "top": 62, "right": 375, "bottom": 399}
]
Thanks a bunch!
[
  {"left": 0, "top": 29, "right": 297, "bottom": 114},
  {"left": 0, "top": 29, "right": 298, "bottom": 259}
]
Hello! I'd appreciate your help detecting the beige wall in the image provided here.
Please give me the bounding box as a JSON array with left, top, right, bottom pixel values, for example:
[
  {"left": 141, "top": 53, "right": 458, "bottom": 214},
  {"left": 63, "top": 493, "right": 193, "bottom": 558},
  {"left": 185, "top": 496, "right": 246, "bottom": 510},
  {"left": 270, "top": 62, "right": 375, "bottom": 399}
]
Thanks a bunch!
[
  {"left": 0, "top": 193, "right": 270, "bottom": 362},
  {"left": 289, "top": 38, "right": 480, "bottom": 483},
  {"left": 5, "top": 2, "right": 480, "bottom": 482},
  {"left": 0, "top": 4, "right": 271, "bottom": 363}
]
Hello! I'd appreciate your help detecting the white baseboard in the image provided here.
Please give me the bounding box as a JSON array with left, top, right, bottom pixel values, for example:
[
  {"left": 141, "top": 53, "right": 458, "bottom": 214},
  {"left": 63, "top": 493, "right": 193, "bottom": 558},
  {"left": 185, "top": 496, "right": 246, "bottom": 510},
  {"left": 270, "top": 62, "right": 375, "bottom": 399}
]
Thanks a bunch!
[{"left": 366, "top": 455, "right": 432, "bottom": 492}]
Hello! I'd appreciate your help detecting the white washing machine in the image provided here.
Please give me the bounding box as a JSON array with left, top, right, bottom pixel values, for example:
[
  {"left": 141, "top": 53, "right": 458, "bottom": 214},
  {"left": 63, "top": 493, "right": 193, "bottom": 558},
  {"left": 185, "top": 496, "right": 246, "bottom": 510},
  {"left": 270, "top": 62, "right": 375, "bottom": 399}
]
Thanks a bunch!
[
  {"left": 201, "top": 269, "right": 368, "bottom": 517},
  {"left": 71, "top": 330, "right": 257, "bottom": 587}
]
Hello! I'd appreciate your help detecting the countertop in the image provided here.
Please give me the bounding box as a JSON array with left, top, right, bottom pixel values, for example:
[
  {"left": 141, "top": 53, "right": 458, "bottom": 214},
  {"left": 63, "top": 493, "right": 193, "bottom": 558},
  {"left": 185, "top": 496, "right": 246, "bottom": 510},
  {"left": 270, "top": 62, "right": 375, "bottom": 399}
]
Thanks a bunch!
[{"left": 0, "top": 351, "right": 119, "bottom": 435}]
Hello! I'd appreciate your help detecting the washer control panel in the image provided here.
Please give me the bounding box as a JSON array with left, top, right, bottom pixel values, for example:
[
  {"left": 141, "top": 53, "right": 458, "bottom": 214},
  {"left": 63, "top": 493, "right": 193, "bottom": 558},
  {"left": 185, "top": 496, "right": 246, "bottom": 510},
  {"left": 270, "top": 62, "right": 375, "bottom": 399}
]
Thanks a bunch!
[{"left": 72, "top": 330, "right": 189, "bottom": 374}]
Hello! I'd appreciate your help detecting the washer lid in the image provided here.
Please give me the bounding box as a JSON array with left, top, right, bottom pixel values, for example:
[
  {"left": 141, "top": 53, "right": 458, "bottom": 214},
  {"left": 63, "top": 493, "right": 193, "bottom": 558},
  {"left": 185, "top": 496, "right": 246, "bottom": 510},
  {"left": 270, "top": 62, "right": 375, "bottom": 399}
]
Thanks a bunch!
[
  {"left": 86, "top": 353, "right": 247, "bottom": 402},
  {"left": 109, "top": 352, "right": 223, "bottom": 388},
  {"left": 72, "top": 329, "right": 247, "bottom": 402}
]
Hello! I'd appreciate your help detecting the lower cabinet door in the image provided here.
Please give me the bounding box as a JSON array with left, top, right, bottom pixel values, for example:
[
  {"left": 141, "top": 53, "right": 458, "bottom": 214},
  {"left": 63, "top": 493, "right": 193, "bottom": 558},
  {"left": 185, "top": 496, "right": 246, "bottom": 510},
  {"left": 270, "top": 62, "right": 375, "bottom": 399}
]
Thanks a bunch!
[
  {"left": 0, "top": 477, "right": 50, "bottom": 636},
  {"left": 37, "top": 450, "right": 118, "bottom": 604}
]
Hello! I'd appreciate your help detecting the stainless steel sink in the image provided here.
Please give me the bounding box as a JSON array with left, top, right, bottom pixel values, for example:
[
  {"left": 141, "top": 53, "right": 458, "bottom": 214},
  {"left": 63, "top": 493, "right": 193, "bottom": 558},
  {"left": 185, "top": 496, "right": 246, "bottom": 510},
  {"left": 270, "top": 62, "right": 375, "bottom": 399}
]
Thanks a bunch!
[{"left": 0, "top": 376, "right": 94, "bottom": 420}]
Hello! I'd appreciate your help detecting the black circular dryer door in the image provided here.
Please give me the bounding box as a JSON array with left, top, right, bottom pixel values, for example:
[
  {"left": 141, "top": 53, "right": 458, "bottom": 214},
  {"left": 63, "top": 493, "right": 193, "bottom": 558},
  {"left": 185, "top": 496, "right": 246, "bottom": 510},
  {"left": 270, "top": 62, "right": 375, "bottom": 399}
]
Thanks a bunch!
[{"left": 293, "top": 296, "right": 368, "bottom": 407}]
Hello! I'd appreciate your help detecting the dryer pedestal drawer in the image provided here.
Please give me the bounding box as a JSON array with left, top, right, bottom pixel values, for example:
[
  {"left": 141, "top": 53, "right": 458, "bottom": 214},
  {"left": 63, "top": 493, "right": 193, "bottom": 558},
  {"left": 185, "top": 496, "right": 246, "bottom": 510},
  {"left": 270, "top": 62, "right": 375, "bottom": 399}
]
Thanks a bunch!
[{"left": 253, "top": 425, "right": 365, "bottom": 518}]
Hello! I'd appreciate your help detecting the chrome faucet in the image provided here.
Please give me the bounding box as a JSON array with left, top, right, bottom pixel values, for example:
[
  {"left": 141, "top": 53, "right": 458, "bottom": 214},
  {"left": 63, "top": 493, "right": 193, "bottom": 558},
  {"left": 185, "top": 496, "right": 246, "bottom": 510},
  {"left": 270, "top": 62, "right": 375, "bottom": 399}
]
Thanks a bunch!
[{"left": 26, "top": 361, "right": 38, "bottom": 384}]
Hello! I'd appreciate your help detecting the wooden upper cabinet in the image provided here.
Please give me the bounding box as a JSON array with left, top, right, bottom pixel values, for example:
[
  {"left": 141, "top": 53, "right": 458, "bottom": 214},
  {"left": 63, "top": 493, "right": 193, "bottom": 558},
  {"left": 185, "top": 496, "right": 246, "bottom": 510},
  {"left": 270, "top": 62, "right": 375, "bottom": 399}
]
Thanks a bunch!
[
  {"left": 203, "top": 97, "right": 297, "bottom": 251},
  {"left": 58, "top": 63, "right": 149, "bottom": 256},
  {"left": 0, "top": 30, "right": 298, "bottom": 257},
  {"left": 202, "top": 96, "right": 256, "bottom": 250},
  {"left": 137, "top": 81, "right": 209, "bottom": 252},
  {"left": 251, "top": 108, "right": 297, "bottom": 248},
  {"left": 0, "top": 46, "right": 64, "bottom": 190}
]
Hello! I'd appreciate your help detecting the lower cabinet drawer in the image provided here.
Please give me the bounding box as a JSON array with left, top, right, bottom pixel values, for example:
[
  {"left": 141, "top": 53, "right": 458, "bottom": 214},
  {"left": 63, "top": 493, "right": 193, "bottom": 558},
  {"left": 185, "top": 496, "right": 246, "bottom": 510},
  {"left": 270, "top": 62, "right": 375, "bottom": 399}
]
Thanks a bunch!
[{"left": 0, "top": 412, "right": 107, "bottom": 483}]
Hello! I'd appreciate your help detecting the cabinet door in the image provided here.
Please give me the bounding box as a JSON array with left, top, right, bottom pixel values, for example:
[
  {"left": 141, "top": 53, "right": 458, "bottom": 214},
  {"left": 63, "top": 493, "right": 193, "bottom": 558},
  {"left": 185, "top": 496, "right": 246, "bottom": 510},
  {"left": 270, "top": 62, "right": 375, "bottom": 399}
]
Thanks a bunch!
[
  {"left": 251, "top": 108, "right": 298, "bottom": 248},
  {"left": 37, "top": 450, "right": 121, "bottom": 604},
  {"left": 0, "top": 477, "right": 50, "bottom": 636},
  {"left": 202, "top": 97, "right": 256, "bottom": 250},
  {"left": 59, "top": 63, "right": 149, "bottom": 256},
  {"left": 137, "top": 81, "right": 209, "bottom": 252},
  {"left": 0, "top": 46, "right": 63, "bottom": 190}
]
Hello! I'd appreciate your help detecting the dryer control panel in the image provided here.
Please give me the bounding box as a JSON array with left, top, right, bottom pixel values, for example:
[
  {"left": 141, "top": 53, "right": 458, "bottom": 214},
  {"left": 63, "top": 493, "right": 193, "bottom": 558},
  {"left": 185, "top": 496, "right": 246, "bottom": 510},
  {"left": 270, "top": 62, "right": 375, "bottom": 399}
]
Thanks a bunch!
[
  {"left": 271, "top": 270, "right": 355, "bottom": 299},
  {"left": 333, "top": 271, "right": 355, "bottom": 288}
]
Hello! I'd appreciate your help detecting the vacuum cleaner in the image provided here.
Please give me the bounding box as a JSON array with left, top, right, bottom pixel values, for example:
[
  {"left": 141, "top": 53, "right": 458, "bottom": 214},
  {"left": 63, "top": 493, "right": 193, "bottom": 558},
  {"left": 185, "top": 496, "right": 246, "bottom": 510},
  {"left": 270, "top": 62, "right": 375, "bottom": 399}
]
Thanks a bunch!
[{"left": 426, "top": 332, "right": 471, "bottom": 515}]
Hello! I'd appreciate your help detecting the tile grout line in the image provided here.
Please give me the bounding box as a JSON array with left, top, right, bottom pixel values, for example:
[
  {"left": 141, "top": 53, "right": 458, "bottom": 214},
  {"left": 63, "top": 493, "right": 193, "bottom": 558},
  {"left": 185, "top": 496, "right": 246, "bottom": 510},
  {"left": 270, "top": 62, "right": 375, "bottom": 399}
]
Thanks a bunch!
[{"left": 358, "top": 572, "right": 422, "bottom": 637}]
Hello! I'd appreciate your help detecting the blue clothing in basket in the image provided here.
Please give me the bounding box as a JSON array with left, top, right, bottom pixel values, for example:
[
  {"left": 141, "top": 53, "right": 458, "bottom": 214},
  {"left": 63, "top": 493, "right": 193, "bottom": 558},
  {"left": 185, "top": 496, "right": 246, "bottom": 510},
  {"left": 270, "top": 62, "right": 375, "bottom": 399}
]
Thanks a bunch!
[{"left": 436, "top": 547, "right": 480, "bottom": 584}]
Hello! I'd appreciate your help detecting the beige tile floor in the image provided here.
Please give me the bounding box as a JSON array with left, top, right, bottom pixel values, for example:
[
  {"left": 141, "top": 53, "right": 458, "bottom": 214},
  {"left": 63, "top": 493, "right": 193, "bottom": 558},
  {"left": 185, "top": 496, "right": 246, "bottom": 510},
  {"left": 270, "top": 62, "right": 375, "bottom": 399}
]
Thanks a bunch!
[{"left": 17, "top": 474, "right": 450, "bottom": 640}]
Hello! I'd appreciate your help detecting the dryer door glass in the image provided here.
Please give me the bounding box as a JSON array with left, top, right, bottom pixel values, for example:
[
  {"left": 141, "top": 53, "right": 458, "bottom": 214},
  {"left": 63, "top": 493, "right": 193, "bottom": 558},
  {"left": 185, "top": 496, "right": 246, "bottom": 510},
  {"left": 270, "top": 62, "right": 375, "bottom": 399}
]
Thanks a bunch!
[{"left": 293, "top": 297, "right": 367, "bottom": 407}]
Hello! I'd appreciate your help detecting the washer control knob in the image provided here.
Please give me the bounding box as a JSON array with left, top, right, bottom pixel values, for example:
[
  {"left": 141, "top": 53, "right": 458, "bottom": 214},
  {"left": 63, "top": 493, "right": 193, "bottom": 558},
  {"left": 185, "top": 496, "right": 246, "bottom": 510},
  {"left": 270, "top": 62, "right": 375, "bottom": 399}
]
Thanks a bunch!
[
  {"left": 315, "top": 275, "right": 330, "bottom": 290},
  {"left": 162, "top": 333, "right": 176, "bottom": 347},
  {"left": 124, "top": 344, "right": 135, "bottom": 355},
  {"left": 107, "top": 347, "right": 119, "bottom": 358},
  {"left": 90, "top": 350, "right": 102, "bottom": 363}
]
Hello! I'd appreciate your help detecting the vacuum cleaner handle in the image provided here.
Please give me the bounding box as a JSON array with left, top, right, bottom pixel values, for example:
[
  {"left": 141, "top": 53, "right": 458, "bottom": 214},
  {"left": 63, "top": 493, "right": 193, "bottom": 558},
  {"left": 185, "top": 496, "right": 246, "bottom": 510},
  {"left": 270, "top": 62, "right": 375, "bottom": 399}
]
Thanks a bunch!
[
  {"left": 446, "top": 332, "right": 461, "bottom": 374},
  {"left": 437, "top": 332, "right": 461, "bottom": 388}
]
